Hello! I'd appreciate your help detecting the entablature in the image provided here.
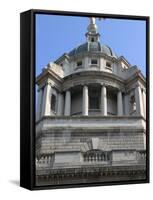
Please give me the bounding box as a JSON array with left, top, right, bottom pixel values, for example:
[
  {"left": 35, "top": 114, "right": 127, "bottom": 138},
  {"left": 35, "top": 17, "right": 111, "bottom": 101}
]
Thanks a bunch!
[{"left": 62, "top": 71, "right": 125, "bottom": 92}]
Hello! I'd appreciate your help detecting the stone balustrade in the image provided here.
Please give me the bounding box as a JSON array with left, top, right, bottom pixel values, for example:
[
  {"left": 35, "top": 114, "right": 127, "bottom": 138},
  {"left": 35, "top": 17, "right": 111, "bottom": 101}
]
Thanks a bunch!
[
  {"left": 137, "top": 150, "right": 146, "bottom": 163},
  {"left": 36, "top": 150, "right": 146, "bottom": 168},
  {"left": 36, "top": 154, "right": 55, "bottom": 167},
  {"left": 83, "top": 150, "right": 111, "bottom": 163}
]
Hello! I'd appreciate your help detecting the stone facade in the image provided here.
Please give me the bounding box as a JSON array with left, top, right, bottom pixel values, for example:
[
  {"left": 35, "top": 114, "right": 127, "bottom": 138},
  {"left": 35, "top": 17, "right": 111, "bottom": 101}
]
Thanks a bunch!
[{"left": 36, "top": 17, "right": 146, "bottom": 186}]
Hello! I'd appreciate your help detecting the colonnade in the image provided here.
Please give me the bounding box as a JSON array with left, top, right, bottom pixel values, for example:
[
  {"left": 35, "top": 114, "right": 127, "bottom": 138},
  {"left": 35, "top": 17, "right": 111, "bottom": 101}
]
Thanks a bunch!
[{"left": 36, "top": 83, "right": 145, "bottom": 120}]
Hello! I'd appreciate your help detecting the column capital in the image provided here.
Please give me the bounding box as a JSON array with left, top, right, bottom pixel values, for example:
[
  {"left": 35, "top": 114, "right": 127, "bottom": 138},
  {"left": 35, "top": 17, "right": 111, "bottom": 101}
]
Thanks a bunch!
[
  {"left": 135, "top": 82, "right": 141, "bottom": 89},
  {"left": 43, "top": 80, "right": 52, "bottom": 88},
  {"left": 83, "top": 84, "right": 88, "bottom": 87},
  {"left": 63, "top": 86, "right": 72, "bottom": 92},
  {"left": 45, "top": 81, "right": 52, "bottom": 86},
  {"left": 100, "top": 83, "right": 107, "bottom": 87},
  {"left": 142, "top": 88, "right": 146, "bottom": 93},
  {"left": 65, "top": 89, "right": 71, "bottom": 93},
  {"left": 58, "top": 90, "right": 64, "bottom": 95},
  {"left": 81, "top": 83, "right": 88, "bottom": 87},
  {"left": 117, "top": 89, "right": 122, "bottom": 93},
  {"left": 37, "top": 88, "right": 41, "bottom": 92},
  {"left": 37, "top": 83, "right": 45, "bottom": 91},
  {"left": 117, "top": 87, "right": 125, "bottom": 93}
]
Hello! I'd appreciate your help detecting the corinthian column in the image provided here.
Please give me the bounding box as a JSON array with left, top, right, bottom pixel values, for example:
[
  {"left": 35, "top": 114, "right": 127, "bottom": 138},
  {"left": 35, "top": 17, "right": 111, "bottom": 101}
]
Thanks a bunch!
[
  {"left": 142, "top": 89, "right": 146, "bottom": 118},
  {"left": 41, "top": 82, "right": 52, "bottom": 117},
  {"left": 64, "top": 90, "right": 71, "bottom": 116},
  {"left": 117, "top": 90, "right": 123, "bottom": 115},
  {"left": 101, "top": 84, "right": 107, "bottom": 115},
  {"left": 135, "top": 85, "right": 143, "bottom": 116},
  {"left": 57, "top": 93, "right": 64, "bottom": 116},
  {"left": 82, "top": 85, "right": 88, "bottom": 116},
  {"left": 36, "top": 88, "right": 43, "bottom": 121}
]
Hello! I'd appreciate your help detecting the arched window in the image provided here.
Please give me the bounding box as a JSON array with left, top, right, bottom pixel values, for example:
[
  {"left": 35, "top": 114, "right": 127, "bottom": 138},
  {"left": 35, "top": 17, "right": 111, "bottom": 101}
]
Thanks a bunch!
[{"left": 51, "top": 94, "right": 56, "bottom": 112}]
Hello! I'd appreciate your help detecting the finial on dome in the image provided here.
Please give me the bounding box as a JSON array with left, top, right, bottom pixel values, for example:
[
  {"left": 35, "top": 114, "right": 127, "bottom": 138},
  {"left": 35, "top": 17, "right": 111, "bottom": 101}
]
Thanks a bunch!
[
  {"left": 90, "top": 17, "right": 96, "bottom": 25},
  {"left": 86, "top": 17, "right": 100, "bottom": 42},
  {"left": 87, "top": 17, "right": 98, "bottom": 33}
]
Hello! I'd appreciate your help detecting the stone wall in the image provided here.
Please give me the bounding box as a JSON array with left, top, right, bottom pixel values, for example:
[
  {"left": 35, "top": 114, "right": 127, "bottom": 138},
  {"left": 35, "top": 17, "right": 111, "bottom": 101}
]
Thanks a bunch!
[{"left": 36, "top": 165, "right": 146, "bottom": 186}]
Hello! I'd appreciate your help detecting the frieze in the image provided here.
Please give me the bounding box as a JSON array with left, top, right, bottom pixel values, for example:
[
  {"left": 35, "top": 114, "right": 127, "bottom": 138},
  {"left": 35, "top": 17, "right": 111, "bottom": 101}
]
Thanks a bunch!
[{"left": 62, "top": 76, "right": 125, "bottom": 92}]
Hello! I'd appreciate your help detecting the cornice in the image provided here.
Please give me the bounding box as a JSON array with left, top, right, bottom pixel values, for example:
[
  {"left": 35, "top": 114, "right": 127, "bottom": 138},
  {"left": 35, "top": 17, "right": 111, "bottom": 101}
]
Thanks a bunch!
[
  {"left": 36, "top": 68, "right": 64, "bottom": 85},
  {"left": 126, "top": 70, "right": 145, "bottom": 83}
]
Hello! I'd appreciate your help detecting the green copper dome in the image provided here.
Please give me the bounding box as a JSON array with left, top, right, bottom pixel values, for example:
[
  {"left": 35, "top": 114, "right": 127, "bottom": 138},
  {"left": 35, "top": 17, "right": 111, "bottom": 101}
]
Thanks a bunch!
[{"left": 68, "top": 41, "right": 117, "bottom": 58}]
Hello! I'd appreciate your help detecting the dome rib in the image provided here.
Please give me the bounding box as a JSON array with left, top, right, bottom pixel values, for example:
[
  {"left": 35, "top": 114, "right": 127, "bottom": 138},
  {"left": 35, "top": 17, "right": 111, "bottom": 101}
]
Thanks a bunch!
[{"left": 68, "top": 42, "right": 117, "bottom": 58}]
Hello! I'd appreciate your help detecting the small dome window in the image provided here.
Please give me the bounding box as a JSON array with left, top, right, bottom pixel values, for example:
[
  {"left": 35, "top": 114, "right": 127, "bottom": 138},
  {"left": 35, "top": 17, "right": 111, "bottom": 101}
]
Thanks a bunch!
[
  {"left": 91, "top": 37, "right": 94, "bottom": 42},
  {"left": 91, "top": 59, "right": 98, "bottom": 65},
  {"left": 77, "top": 60, "right": 82, "bottom": 67},
  {"left": 106, "top": 62, "right": 111, "bottom": 68},
  {"left": 106, "top": 62, "right": 112, "bottom": 70}
]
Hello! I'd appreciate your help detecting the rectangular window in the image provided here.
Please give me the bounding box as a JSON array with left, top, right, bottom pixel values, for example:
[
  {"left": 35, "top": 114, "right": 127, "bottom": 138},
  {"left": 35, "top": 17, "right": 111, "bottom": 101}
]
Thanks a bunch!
[
  {"left": 89, "top": 97, "right": 99, "bottom": 109},
  {"left": 91, "top": 37, "right": 94, "bottom": 42},
  {"left": 91, "top": 59, "right": 98, "bottom": 65}
]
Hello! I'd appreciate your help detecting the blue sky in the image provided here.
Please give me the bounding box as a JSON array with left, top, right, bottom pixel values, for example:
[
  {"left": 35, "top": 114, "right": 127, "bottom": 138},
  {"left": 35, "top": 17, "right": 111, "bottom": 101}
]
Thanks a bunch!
[{"left": 35, "top": 14, "right": 146, "bottom": 76}]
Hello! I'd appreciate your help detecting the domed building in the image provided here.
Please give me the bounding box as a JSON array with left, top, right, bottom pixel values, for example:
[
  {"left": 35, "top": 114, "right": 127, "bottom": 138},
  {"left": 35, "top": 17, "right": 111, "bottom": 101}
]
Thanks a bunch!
[{"left": 36, "top": 18, "right": 146, "bottom": 186}]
